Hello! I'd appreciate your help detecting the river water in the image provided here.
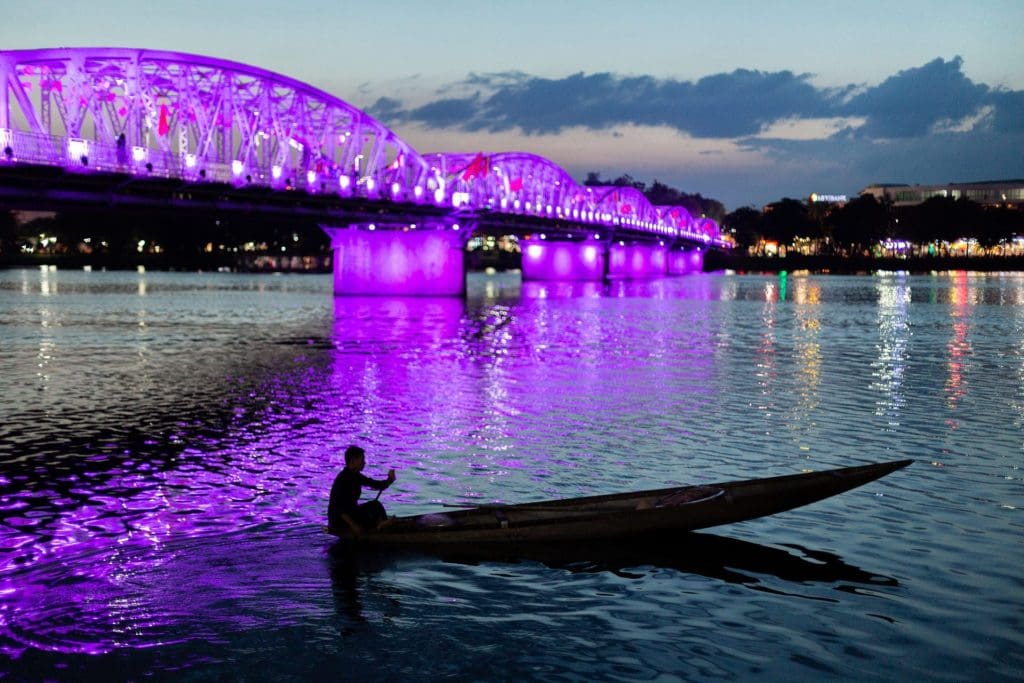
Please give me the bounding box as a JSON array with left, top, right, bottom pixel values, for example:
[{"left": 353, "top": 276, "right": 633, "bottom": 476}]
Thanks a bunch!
[{"left": 0, "top": 267, "right": 1020, "bottom": 681}]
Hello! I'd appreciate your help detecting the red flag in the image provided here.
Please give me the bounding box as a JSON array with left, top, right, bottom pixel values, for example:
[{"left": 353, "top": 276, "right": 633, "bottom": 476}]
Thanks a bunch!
[
  {"left": 158, "top": 104, "right": 170, "bottom": 136},
  {"left": 621, "top": 204, "right": 633, "bottom": 215},
  {"left": 461, "top": 152, "right": 489, "bottom": 180},
  {"left": 508, "top": 177, "right": 523, "bottom": 193}
]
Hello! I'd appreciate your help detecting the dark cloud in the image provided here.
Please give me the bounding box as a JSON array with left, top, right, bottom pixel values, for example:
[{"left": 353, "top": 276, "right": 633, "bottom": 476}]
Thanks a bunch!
[
  {"left": 377, "top": 69, "right": 830, "bottom": 138},
  {"left": 989, "top": 89, "right": 1024, "bottom": 133},
  {"left": 841, "top": 57, "right": 989, "bottom": 137},
  {"left": 370, "top": 57, "right": 1021, "bottom": 146},
  {"left": 361, "top": 59, "right": 1023, "bottom": 207}
]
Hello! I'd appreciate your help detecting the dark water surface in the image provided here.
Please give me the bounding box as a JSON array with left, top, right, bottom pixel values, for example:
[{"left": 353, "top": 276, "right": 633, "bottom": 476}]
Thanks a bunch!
[{"left": 0, "top": 267, "right": 1021, "bottom": 680}]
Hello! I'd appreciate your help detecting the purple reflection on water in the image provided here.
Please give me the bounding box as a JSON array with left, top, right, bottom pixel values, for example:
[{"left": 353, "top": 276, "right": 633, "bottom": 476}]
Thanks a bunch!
[{"left": 0, "top": 275, "right": 721, "bottom": 661}]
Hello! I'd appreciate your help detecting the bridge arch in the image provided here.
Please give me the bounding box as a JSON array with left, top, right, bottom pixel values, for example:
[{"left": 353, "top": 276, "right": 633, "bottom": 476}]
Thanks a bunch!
[
  {"left": 0, "top": 47, "right": 729, "bottom": 249},
  {"left": 0, "top": 47, "right": 429, "bottom": 197}
]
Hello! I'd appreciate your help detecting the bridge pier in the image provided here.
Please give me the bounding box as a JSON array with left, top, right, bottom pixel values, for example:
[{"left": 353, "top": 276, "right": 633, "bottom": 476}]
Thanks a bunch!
[
  {"left": 520, "top": 238, "right": 606, "bottom": 281},
  {"left": 521, "top": 238, "right": 709, "bottom": 283},
  {"left": 606, "top": 243, "right": 669, "bottom": 279},
  {"left": 667, "top": 247, "right": 705, "bottom": 275},
  {"left": 322, "top": 223, "right": 468, "bottom": 296}
]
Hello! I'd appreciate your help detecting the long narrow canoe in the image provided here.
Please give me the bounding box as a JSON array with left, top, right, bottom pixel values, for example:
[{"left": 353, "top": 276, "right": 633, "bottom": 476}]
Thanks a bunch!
[{"left": 327, "top": 459, "right": 912, "bottom": 546}]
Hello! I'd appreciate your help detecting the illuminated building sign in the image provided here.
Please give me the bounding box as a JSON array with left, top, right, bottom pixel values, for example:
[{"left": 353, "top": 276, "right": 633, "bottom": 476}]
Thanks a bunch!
[{"left": 810, "top": 193, "right": 848, "bottom": 203}]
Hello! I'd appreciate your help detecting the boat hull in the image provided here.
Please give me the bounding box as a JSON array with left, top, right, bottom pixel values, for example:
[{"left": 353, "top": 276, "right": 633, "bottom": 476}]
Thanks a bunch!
[{"left": 327, "top": 459, "right": 912, "bottom": 546}]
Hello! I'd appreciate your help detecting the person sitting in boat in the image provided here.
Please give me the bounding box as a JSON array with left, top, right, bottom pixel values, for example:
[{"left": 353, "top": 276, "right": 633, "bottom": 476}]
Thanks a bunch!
[{"left": 328, "top": 445, "right": 396, "bottom": 536}]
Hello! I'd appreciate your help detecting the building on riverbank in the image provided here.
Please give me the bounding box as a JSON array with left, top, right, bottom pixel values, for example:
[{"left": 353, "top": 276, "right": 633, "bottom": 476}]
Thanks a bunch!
[{"left": 860, "top": 180, "right": 1024, "bottom": 208}]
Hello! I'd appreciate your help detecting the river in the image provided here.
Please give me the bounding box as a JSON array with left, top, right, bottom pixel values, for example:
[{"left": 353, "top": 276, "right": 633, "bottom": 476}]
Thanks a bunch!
[{"left": 0, "top": 267, "right": 1021, "bottom": 680}]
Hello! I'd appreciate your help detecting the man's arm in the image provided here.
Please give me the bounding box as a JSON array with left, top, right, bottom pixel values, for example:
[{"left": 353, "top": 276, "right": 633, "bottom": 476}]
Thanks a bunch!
[
  {"left": 340, "top": 513, "right": 362, "bottom": 536},
  {"left": 362, "top": 469, "right": 397, "bottom": 491}
]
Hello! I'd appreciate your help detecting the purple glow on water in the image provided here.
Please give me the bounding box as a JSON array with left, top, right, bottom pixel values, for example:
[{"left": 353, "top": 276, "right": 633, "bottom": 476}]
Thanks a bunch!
[{"left": 0, "top": 269, "right": 1022, "bottom": 679}]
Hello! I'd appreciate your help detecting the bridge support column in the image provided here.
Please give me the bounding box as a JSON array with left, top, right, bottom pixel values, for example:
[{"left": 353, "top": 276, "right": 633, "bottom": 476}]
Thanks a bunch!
[
  {"left": 520, "top": 239, "right": 606, "bottom": 281},
  {"left": 607, "top": 243, "right": 669, "bottom": 279},
  {"left": 667, "top": 247, "right": 705, "bottom": 275},
  {"left": 322, "top": 224, "right": 467, "bottom": 296}
]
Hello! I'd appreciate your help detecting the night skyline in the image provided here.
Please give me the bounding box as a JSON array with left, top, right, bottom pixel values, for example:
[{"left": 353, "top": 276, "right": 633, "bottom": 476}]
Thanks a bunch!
[{"left": 2, "top": 0, "right": 1021, "bottom": 209}]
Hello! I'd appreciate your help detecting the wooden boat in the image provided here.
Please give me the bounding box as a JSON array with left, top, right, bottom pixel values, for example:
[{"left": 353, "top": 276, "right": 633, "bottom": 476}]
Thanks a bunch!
[{"left": 326, "top": 459, "right": 912, "bottom": 546}]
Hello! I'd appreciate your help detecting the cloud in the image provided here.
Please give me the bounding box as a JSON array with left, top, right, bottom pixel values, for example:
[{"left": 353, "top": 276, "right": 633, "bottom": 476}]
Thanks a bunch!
[
  {"left": 840, "top": 57, "right": 990, "bottom": 138},
  {"left": 370, "top": 57, "right": 1020, "bottom": 145},
  {"left": 375, "top": 69, "right": 833, "bottom": 138},
  {"left": 357, "top": 58, "right": 1022, "bottom": 207}
]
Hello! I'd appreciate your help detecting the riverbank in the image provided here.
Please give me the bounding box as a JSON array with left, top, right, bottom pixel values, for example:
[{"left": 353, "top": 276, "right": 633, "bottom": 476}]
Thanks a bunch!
[
  {"left": 705, "top": 250, "right": 1024, "bottom": 273},
  {"left": 5, "top": 250, "right": 1024, "bottom": 274}
]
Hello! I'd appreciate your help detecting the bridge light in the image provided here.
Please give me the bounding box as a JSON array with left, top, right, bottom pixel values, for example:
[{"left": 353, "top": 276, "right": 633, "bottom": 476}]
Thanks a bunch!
[
  {"left": 369, "top": 224, "right": 376, "bottom": 231},
  {"left": 272, "top": 165, "right": 282, "bottom": 179},
  {"left": 414, "top": 185, "right": 423, "bottom": 198},
  {"left": 186, "top": 154, "right": 197, "bottom": 169},
  {"left": 232, "top": 160, "right": 244, "bottom": 175},
  {"left": 513, "top": 200, "right": 521, "bottom": 210},
  {"left": 546, "top": 204, "right": 553, "bottom": 214},
  {"left": 68, "top": 138, "right": 89, "bottom": 164},
  {"left": 307, "top": 170, "right": 317, "bottom": 185},
  {"left": 339, "top": 175, "right": 351, "bottom": 190},
  {"left": 452, "top": 224, "right": 460, "bottom": 231},
  {"left": 434, "top": 188, "right": 444, "bottom": 203},
  {"left": 132, "top": 146, "right": 146, "bottom": 162},
  {"left": 391, "top": 182, "right": 401, "bottom": 196},
  {"left": 366, "top": 177, "right": 376, "bottom": 192}
]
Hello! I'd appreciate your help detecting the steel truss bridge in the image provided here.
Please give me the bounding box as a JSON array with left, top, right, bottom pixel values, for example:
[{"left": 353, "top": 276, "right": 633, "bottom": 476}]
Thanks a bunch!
[{"left": 0, "top": 48, "right": 728, "bottom": 248}]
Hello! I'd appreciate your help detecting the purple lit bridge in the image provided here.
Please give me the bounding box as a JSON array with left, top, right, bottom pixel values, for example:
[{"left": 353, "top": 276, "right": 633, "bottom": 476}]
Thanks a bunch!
[{"left": 0, "top": 48, "right": 730, "bottom": 295}]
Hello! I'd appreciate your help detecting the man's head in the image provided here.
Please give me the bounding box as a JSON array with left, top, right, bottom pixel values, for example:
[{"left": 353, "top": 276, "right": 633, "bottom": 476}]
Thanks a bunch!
[{"left": 344, "top": 445, "right": 366, "bottom": 470}]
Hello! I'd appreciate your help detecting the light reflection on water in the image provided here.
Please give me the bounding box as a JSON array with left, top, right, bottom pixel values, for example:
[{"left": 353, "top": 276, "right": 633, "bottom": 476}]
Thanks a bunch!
[{"left": 0, "top": 268, "right": 1021, "bottom": 680}]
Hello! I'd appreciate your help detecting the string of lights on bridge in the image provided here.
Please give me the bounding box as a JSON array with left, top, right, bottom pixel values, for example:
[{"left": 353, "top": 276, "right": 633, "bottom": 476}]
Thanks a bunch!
[{"left": 0, "top": 48, "right": 728, "bottom": 248}]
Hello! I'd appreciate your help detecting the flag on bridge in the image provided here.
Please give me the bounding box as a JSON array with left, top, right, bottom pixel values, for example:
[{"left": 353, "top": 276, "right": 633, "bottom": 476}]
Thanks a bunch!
[
  {"left": 461, "top": 152, "right": 490, "bottom": 180},
  {"left": 158, "top": 104, "right": 170, "bottom": 136}
]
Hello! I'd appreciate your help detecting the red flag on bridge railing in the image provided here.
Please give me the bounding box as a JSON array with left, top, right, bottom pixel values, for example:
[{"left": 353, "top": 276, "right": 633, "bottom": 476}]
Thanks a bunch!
[
  {"left": 158, "top": 104, "right": 170, "bottom": 136},
  {"left": 461, "top": 152, "right": 490, "bottom": 180},
  {"left": 508, "top": 177, "right": 523, "bottom": 192}
]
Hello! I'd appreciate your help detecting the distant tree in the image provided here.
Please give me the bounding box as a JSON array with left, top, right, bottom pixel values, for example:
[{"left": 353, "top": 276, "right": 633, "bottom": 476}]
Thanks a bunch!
[
  {"left": 723, "top": 207, "right": 763, "bottom": 249},
  {"left": 828, "top": 195, "right": 888, "bottom": 253},
  {"left": 0, "top": 211, "right": 19, "bottom": 254},
  {"left": 581, "top": 171, "right": 727, "bottom": 222},
  {"left": 761, "top": 198, "right": 811, "bottom": 246},
  {"left": 981, "top": 205, "right": 1024, "bottom": 248}
]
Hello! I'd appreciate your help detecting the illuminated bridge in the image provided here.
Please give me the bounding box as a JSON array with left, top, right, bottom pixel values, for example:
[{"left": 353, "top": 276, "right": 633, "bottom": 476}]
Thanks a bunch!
[{"left": 0, "top": 48, "right": 729, "bottom": 295}]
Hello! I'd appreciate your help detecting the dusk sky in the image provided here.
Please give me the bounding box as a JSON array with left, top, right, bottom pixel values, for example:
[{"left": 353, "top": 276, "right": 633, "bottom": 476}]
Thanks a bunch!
[{"left": 3, "top": 0, "right": 1022, "bottom": 209}]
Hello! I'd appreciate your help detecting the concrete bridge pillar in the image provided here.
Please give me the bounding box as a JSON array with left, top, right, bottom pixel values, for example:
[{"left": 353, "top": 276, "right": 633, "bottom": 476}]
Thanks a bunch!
[
  {"left": 667, "top": 247, "right": 705, "bottom": 275},
  {"left": 322, "top": 223, "right": 468, "bottom": 296},
  {"left": 606, "top": 243, "right": 669, "bottom": 279},
  {"left": 520, "top": 238, "right": 605, "bottom": 281}
]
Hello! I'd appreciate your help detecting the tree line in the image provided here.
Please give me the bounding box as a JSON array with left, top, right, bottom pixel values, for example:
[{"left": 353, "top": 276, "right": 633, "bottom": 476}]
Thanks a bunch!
[
  {"left": 583, "top": 172, "right": 726, "bottom": 224},
  {"left": 725, "top": 195, "right": 1024, "bottom": 254}
]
